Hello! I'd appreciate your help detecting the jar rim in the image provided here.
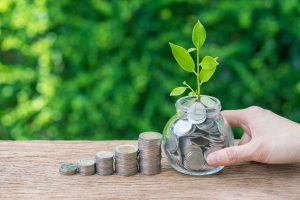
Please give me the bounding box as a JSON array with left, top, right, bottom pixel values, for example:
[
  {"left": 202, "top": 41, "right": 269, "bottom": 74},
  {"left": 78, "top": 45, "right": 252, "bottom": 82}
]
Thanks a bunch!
[{"left": 175, "top": 95, "right": 221, "bottom": 112}]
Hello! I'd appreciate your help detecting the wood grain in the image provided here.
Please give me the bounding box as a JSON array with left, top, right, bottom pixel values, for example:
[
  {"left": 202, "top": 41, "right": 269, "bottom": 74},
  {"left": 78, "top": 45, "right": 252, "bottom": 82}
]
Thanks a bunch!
[{"left": 0, "top": 140, "right": 299, "bottom": 200}]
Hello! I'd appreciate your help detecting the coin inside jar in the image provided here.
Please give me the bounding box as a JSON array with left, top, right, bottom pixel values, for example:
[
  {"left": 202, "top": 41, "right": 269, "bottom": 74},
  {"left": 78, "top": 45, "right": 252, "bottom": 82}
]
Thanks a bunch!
[
  {"left": 200, "top": 96, "right": 216, "bottom": 108},
  {"left": 187, "top": 101, "right": 206, "bottom": 124},
  {"left": 173, "top": 119, "right": 193, "bottom": 136},
  {"left": 184, "top": 148, "right": 205, "bottom": 171},
  {"left": 165, "top": 133, "right": 178, "bottom": 153}
]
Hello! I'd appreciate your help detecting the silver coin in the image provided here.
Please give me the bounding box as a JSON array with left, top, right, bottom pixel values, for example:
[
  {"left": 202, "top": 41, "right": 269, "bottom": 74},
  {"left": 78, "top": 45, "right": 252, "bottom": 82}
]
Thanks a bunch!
[
  {"left": 200, "top": 96, "right": 216, "bottom": 108},
  {"left": 165, "top": 133, "right": 178, "bottom": 153},
  {"left": 116, "top": 145, "right": 138, "bottom": 155},
  {"left": 138, "top": 132, "right": 162, "bottom": 175},
  {"left": 184, "top": 149, "right": 205, "bottom": 171},
  {"left": 189, "top": 136, "right": 209, "bottom": 147},
  {"left": 216, "top": 115, "right": 226, "bottom": 134},
  {"left": 59, "top": 162, "right": 77, "bottom": 176},
  {"left": 173, "top": 120, "right": 193, "bottom": 136},
  {"left": 115, "top": 144, "right": 138, "bottom": 176},
  {"left": 196, "top": 119, "right": 214, "bottom": 130},
  {"left": 95, "top": 151, "right": 114, "bottom": 175},
  {"left": 96, "top": 151, "right": 114, "bottom": 160},
  {"left": 78, "top": 158, "right": 96, "bottom": 176},
  {"left": 139, "top": 132, "right": 162, "bottom": 141},
  {"left": 187, "top": 102, "right": 206, "bottom": 124}
]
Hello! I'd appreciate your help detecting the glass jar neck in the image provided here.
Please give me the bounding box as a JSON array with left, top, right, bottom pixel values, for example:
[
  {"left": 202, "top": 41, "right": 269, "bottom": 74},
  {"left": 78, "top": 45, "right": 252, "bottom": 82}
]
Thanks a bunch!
[{"left": 175, "top": 95, "right": 221, "bottom": 120}]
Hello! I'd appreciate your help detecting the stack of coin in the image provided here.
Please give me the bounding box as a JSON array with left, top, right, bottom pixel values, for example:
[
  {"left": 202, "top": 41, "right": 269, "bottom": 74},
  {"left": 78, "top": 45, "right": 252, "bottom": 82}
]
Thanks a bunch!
[
  {"left": 59, "top": 162, "right": 78, "bottom": 176},
  {"left": 115, "top": 145, "right": 138, "bottom": 176},
  {"left": 78, "top": 158, "right": 96, "bottom": 176},
  {"left": 182, "top": 144, "right": 205, "bottom": 171},
  {"left": 138, "top": 132, "right": 162, "bottom": 175},
  {"left": 95, "top": 151, "right": 114, "bottom": 175}
]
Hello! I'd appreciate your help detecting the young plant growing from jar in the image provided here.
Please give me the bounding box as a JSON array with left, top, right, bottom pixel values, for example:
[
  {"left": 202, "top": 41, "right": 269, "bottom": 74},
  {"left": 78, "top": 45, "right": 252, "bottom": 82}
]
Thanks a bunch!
[
  {"left": 169, "top": 20, "right": 219, "bottom": 99},
  {"left": 163, "top": 20, "right": 234, "bottom": 176}
]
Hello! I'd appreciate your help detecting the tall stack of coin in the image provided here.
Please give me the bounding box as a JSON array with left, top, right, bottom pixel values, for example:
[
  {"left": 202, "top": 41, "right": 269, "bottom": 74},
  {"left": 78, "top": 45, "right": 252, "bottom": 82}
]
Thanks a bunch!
[
  {"left": 78, "top": 158, "right": 96, "bottom": 176},
  {"left": 95, "top": 151, "right": 114, "bottom": 175},
  {"left": 138, "top": 132, "right": 162, "bottom": 175},
  {"left": 115, "top": 145, "right": 138, "bottom": 176}
]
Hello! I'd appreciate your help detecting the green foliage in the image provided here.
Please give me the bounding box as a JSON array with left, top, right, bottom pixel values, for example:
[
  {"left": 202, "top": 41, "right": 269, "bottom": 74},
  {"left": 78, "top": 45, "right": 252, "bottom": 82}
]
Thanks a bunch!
[
  {"left": 170, "top": 87, "right": 187, "bottom": 96},
  {"left": 200, "top": 56, "right": 219, "bottom": 83},
  {"left": 169, "top": 43, "right": 195, "bottom": 73},
  {"left": 1, "top": 0, "right": 300, "bottom": 140},
  {"left": 169, "top": 20, "right": 218, "bottom": 99},
  {"left": 192, "top": 20, "right": 206, "bottom": 49}
]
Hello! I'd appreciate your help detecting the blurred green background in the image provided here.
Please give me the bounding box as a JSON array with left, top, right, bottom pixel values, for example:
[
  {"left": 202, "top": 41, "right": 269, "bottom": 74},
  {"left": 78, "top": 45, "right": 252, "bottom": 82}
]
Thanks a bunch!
[{"left": 1, "top": 0, "right": 300, "bottom": 140}]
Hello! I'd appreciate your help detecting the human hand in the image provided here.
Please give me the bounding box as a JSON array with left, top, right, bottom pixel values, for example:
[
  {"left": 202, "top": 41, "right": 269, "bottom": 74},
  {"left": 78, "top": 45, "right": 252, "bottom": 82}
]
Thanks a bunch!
[{"left": 207, "top": 106, "right": 300, "bottom": 166}]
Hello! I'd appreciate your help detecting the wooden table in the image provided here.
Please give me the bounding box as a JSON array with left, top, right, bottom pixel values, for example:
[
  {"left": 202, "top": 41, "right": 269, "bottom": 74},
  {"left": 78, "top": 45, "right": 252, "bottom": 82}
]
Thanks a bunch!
[{"left": 0, "top": 140, "right": 299, "bottom": 199}]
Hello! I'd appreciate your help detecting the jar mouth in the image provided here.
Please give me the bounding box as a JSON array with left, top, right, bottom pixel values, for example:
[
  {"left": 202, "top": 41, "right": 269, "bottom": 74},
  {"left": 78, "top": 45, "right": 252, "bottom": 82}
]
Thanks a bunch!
[{"left": 175, "top": 95, "right": 221, "bottom": 113}]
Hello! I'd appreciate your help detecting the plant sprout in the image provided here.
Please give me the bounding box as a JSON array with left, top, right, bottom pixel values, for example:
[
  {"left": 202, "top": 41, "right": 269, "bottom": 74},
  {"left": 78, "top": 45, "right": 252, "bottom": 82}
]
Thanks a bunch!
[{"left": 169, "top": 20, "right": 219, "bottom": 100}]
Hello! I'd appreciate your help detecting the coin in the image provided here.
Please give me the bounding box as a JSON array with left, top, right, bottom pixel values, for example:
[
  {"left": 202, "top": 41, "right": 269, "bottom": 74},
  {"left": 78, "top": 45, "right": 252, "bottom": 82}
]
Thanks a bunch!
[
  {"left": 189, "top": 136, "right": 209, "bottom": 147},
  {"left": 196, "top": 119, "right": 214, "bottom": 131},
  {"left": 183, "top": 148, "right": 205, "bottom": 171},
  {"left": 78, "top": 158, "right": 96, "bottom": 176},
  {"left": 173, "top": 120, "right": 193, "bottom": 136},
  {"left": 187, "top": 101, "right": 206, "bottom": 124},
  {"left": 216, "top": 115, "right": 226, "bottom": 134},
  {"left": 96, "top": 151, "right": 114, "bottom": 159},
  {"left": 139, "top": 132, "right": 162, "bottom": 141},
  {"left": 59, "top": 162, "right": 78, "bottom": 176},
  {"left": 116, "top": 145, "right": 138, "bottom": 155},
  {"left": 95, "top": 151, "right": 114, "bottom": 175},
  {"left": 138, "top": 132, "right": 162, "bottom": 175},
  {"left": 200, "top": 96, "right": 216, "bottom": 108},
  {"left": 165, "top": 133, "right": 178, "bottom": 153},
  {"left": 115, "top": 144, "right": 138, "bottom": 176}
]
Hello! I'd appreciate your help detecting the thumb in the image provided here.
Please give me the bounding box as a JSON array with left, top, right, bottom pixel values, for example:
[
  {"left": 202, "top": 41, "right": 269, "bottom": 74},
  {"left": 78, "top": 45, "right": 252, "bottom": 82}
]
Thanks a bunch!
[{"left": 206, "top": 144, "right": 253, "bottom": 166}]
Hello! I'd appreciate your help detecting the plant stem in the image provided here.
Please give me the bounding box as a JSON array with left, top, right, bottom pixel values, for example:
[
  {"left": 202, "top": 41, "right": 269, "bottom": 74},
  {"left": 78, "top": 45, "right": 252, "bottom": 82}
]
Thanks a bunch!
[
  {"left": 183, "top": 81, "right": 196, "bottom": 93},
  {"left": 196, "top": 47, "right": 200, "bottom": 101}
]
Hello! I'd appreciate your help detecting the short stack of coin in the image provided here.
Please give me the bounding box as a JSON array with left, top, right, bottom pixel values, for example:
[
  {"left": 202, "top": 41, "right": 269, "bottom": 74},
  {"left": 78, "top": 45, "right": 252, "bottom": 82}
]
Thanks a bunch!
[
  {"left": 115, "top": 145, "right": 138, "bottom": 176},
  {"left": 59, "top": 162, "right": 78, "bottom": 176},
  {"left": 78, "top": 158, "right": 96, "bottom": 176},
  {"left": 138, "top": 132, "right": 162, "bottom": 175},
  {"left": 95, "top": 151, "right": 114, "bottom": 175}
]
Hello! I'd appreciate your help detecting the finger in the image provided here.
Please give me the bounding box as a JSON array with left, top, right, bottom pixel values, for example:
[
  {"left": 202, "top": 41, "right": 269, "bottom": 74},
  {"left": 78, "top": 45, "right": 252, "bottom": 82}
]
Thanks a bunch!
[
  {"left": 222, "top": 109, "right": 251, "bottom": 133},
  {"left": 221, "top": 109, "right": 248, "bottom": 127},
  {"left": 239, "top": 133, "right": 251, "bottom": 145},
  {"left": 206, "top": 143, "right": 253, "bottom": 166}
]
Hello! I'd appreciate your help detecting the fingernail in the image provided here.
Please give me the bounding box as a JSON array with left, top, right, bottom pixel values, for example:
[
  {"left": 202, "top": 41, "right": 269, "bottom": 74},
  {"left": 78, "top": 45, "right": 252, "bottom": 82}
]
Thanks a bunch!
[{"left": 207, "top": 152, "right": 220, "bottom": 166}]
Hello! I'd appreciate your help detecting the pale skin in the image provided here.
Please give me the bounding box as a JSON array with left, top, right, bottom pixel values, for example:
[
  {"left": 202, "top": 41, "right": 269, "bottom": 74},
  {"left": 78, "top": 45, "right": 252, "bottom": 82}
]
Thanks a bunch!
[{"left": 207, "top": 106, "right": 300, "bottom": 166}]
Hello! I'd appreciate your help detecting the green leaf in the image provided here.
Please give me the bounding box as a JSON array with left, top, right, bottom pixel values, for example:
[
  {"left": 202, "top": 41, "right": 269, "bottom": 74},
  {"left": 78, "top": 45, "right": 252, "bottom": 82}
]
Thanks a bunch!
[
  {"left": 192, "top": 20, "right": 206, "bottom": 48},
  {"left": 169, "top": 43, "right": 195, "bottom": 73},
  {"left": 188, "top": 48, "right": 196, "bottom": 53},
  {"left": 170, "top": 87, "right": 187, "bottom": 96},
  {"left": 200, "top": 56, "right": 219, "bottom": 70},
  {"left": 199, "top": 68, "right": 216, "bottom": 83}
]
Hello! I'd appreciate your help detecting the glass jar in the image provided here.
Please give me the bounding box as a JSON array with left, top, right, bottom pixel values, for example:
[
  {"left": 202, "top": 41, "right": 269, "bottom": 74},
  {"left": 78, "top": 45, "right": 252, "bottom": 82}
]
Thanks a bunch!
[{"left": 162, "top": 95, "right": 234, "bottom": 176}]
